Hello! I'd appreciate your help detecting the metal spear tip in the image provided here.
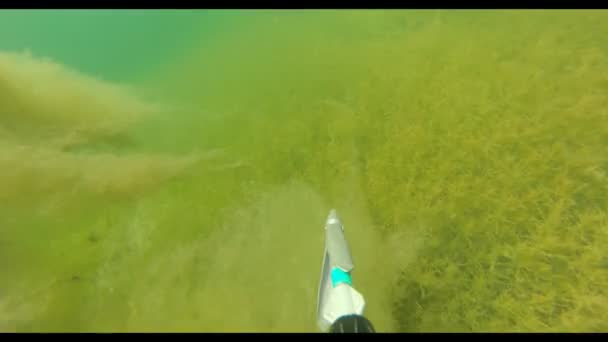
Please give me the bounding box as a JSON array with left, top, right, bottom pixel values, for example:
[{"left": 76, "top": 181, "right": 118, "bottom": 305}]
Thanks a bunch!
[
  {"left": 327, "top": 209, "right": 340, "bottom": 225},
  {"left": 326, "top": 209, "right": 345, "bottom": 232}
]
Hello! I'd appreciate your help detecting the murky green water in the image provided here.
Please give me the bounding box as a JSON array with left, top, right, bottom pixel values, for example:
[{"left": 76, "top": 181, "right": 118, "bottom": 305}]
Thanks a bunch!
[{"left": 1, "top": 10, "right": 608, "bottom": 332}]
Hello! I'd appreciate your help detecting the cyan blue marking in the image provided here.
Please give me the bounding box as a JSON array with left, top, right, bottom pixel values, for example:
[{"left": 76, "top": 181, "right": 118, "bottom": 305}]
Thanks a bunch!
[{"left": 331, "top": 267, "right": 352, "bottom": 287}]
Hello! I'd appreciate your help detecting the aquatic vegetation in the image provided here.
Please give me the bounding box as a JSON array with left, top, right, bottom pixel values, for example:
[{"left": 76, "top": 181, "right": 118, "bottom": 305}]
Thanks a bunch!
[
  {"left": 155, "top": 10, "right": 608, "bottom": 331},
  {"left": 0, "top": 51, "right": 219, "bottom": 331},
  {"left": 0, "top": 51, "right": 210, "bottom": 204},
  {"left": 2, "top": 10, "right": 608, "bottom": 332}
]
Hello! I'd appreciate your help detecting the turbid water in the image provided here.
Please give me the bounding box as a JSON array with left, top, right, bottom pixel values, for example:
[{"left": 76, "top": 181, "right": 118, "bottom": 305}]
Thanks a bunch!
[{"left": 1, "top": 10, "right": 608, "bottom": 332}]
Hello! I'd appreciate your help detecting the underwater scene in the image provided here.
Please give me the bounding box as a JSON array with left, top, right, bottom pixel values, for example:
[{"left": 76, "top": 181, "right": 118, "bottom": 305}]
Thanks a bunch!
[{"left": 0, "top": 9, "right": 607, "bottom": 332}]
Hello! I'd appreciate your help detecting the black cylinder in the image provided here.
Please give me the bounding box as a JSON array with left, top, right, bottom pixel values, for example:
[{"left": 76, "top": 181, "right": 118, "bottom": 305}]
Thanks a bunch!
[{"left": 329, "top": 315, "right": 376, "bottom": 333}]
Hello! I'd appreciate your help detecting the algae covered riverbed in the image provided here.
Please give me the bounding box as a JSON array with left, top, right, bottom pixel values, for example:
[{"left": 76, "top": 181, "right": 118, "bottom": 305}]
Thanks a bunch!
[{"left": 1, "top": 10, "right": 608, "bottom": 332}]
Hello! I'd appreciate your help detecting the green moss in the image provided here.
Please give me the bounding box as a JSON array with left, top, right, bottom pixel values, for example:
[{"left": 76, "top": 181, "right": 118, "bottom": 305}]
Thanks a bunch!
[{"left": 2, "top": 10, "right": 608, "bottom": 332}]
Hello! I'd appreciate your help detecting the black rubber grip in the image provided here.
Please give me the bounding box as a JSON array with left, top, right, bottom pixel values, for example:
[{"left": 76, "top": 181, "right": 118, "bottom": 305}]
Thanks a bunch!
[{"left": 329, "top": 315, "right": 376, "bottom": 333}]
